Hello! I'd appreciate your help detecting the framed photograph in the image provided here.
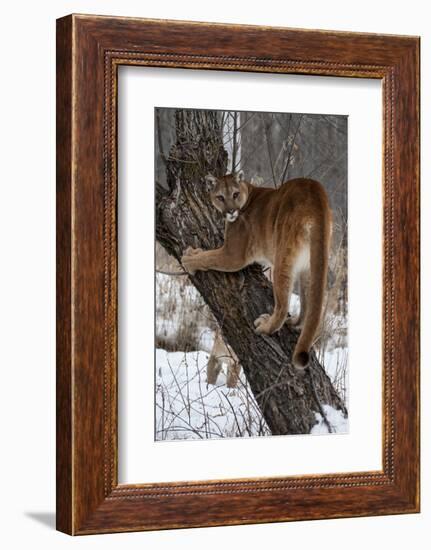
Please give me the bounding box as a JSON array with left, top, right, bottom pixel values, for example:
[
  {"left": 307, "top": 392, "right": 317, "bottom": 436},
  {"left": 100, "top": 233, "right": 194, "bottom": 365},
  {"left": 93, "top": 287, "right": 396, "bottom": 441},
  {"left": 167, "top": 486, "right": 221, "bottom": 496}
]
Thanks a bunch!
[{"left": 56, "top": 14, "right": 420, "bottom": 535}]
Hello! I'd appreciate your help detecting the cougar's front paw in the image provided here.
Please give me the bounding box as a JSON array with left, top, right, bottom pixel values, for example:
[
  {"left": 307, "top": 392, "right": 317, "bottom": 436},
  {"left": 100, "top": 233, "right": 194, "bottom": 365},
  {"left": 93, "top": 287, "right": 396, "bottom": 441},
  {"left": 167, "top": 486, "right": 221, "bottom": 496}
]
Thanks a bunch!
[
  {"left": 184, "top": 246, "right": 203, "bottom": 257},
  {"left": 181, "top": 247, "right": 205, "bottom": 275},
  {"left": 181, "top": 254, "right": 197, "bottom": 275}
]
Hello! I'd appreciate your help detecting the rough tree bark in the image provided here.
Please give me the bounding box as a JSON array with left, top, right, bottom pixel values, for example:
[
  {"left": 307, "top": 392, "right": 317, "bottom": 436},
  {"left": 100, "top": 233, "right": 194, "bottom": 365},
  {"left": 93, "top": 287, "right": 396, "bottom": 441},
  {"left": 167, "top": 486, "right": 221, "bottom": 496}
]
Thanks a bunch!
[{"left": 156, "top": 109, "right": 347, "bottom": 435}]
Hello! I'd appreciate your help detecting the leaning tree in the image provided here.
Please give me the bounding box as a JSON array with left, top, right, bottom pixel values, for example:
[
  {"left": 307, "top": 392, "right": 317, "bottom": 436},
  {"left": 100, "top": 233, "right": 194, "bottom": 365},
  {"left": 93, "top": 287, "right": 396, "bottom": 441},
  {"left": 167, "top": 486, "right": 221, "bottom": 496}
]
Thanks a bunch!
[{"left": 155, "top": 109, "right": 346, "bottom": 435}]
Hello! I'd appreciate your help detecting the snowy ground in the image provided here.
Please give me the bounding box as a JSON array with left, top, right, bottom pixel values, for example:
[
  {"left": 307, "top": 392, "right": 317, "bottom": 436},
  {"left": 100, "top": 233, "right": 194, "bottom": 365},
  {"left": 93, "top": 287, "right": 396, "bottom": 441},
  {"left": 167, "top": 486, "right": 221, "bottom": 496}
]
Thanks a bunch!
[
  {"left": 155, "top": 275, "right": 348, "bottom": 441},
  {"left": 311, "top": 404, "right": 349, "bottom": 435},
  {"left": 155, "top": 346, "right": 348, "bottom": 441},
  {"left": 155, "top": 349, "right": 270, "bottom": 440}
]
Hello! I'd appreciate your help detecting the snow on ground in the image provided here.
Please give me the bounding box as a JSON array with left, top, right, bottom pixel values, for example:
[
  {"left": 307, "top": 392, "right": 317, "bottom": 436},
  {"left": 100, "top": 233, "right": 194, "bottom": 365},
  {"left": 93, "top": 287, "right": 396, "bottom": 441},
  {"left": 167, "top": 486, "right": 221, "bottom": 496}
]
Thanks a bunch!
[
  {"left": 155, "top": 345, "right": 348, "bottom": 441},
  {"left": 155, "top": 277, "right": 349, "bottom": 440},
  {"left": 155, "top": 349, "right": 270, "bottom": 440},
  {"left": 310, "top": 404, "right": 349, "bottom": 435}
]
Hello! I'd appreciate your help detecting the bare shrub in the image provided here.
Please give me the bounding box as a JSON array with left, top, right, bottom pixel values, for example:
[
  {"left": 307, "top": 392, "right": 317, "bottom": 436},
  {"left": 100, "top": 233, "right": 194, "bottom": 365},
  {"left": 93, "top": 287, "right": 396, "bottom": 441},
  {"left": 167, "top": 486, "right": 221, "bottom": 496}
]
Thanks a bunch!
[
  {"left": 156, "top": 242, "right": 217, "bottom": 352},
  {"left": 155, "top": 349, "right": 270, "bottom": 440}
]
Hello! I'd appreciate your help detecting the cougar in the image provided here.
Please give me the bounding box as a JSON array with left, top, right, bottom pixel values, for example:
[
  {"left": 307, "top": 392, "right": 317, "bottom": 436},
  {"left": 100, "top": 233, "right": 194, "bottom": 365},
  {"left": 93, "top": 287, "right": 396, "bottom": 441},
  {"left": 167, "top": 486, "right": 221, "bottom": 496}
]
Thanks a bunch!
[{"left": 181, "top": 171, "right": 332, "bottom": 369}]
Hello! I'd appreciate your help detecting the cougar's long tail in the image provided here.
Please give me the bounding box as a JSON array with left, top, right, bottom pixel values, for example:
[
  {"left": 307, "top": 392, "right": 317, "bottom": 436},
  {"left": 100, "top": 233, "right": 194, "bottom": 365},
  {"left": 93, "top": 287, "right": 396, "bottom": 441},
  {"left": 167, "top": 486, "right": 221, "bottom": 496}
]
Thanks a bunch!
[{"left": 292, "top": 209, "right": 331, "bottom": 369}]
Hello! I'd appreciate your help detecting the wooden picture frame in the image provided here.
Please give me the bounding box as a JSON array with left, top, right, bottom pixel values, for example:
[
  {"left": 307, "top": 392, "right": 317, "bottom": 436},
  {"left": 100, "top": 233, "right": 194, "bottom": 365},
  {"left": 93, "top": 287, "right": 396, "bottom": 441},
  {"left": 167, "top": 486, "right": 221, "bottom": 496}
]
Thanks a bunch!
[{"left": 56, "top": 14, "right": 420, "bottom": 535}]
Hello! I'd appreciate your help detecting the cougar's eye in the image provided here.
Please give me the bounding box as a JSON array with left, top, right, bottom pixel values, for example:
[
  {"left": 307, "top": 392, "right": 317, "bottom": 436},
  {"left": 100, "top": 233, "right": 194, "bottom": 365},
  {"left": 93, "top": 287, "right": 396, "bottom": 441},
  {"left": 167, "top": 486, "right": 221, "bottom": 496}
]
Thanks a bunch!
[
  {"left": 232, "top": 192, "right": 239, "bottom": 200},
  {"left": 216, "top": 195, "right": 225, "bottom": 202}
]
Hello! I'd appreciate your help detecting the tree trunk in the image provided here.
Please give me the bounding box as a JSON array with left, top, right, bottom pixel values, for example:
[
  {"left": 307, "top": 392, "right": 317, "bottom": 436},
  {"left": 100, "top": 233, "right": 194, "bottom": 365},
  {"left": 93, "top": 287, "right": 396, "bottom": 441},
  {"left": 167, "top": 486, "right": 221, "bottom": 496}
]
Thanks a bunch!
[{"left": 156, "top": 109, "right": 347, "bottom": 435}]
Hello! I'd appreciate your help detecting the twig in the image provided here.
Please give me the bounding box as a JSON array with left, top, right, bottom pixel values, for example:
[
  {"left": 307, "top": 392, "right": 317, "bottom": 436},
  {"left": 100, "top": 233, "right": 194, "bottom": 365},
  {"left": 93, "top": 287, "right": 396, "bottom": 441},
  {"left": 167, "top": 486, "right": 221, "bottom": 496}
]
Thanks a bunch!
[
  {"left": 280, "top": 114, "right": 303, "bottom": 184},
  {"left": 221, "top": 391, "right": 243, "bottom": 437},
  {"left": 263, "top": 114, "right": 277, "bottom": 187},
  {"left": 155, "top": 403, "right": 204, "bottom": 439},
  {"left": 232, "top": 112, "right": 238, "bottom": 171},
  {"left": 155, "top": 109, "right": 168, "bottom": 168},
  {"left": 308, "top": 369, "right": 333, "bottom": 433},
  {"left": 156, "top": 268, "right": 188, "bottom": 276}
]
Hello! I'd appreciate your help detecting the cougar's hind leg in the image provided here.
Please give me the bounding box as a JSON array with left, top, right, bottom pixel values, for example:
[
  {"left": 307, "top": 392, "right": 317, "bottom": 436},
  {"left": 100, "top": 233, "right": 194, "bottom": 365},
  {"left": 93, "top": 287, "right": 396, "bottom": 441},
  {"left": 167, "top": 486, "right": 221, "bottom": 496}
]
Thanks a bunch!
[{"left": 255, "top": 253, "right": 294, "bottom": 335}]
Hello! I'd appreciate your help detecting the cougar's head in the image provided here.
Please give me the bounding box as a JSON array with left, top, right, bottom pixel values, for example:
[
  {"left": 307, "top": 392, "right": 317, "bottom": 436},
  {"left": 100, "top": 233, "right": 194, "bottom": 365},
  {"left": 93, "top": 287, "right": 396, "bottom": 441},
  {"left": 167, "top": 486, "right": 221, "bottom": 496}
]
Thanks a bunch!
[{"left": 205, "top": 171, "right": 249, "bottom": 223}]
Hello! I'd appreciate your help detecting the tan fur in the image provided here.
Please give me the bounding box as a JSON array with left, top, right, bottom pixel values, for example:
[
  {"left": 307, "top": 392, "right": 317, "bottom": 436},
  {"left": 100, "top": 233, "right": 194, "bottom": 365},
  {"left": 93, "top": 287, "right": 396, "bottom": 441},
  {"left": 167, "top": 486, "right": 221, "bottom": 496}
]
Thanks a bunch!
[{"left": 181, "top": 172, "right": 332, "bottom": 369}]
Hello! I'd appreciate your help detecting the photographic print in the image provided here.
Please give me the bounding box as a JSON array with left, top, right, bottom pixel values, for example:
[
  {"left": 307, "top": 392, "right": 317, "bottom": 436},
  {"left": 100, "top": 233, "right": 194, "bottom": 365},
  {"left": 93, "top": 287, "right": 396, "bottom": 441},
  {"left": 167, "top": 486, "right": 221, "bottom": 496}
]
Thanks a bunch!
[
  {"left": 56, "top": 16, "right": 420, "bottom": 532},
  {"left": 155, "top": 107, "right": 348, "bottom": 441}
]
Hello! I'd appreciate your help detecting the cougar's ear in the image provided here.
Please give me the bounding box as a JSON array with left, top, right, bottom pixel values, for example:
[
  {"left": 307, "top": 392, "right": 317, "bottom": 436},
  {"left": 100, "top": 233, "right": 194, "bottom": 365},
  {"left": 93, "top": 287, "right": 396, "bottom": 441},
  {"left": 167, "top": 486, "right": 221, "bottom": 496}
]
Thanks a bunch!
[
  {"left": 205, "top": 174, "right": 218, "bottom": 189},
  {"left": 234, "top": 170, "right": 244, "bottom": 184}
]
